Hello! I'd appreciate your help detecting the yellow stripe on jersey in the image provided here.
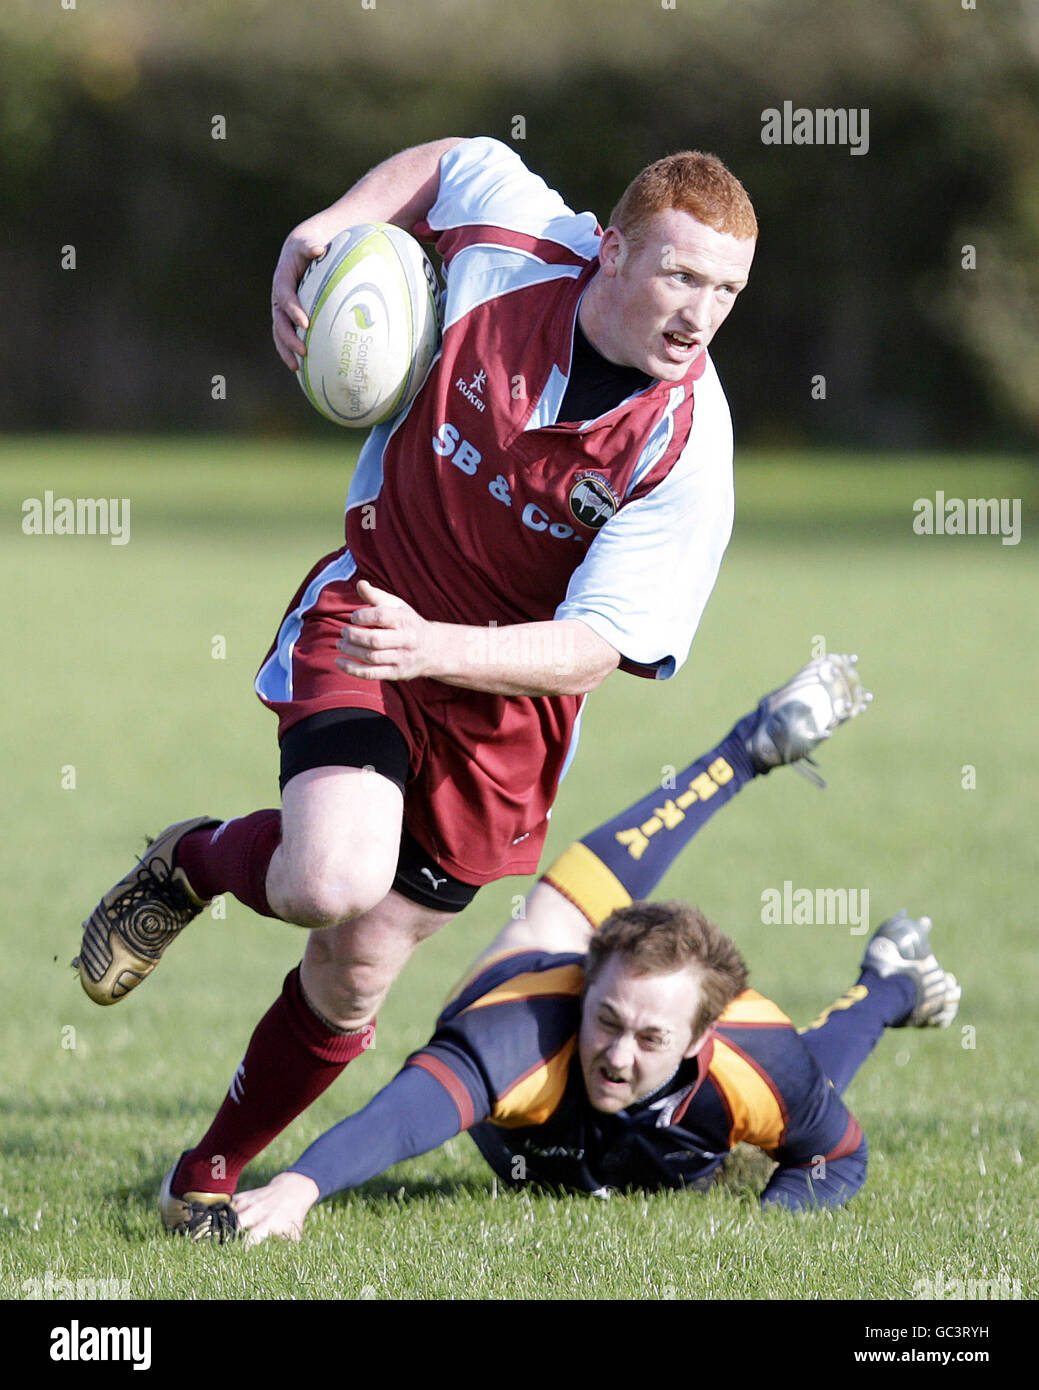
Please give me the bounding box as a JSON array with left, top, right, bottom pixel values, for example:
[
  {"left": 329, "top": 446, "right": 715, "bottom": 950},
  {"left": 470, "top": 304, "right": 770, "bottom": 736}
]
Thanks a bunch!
[
  {"left": 492, "top": 1038, "right": 577, "bottom": 1128},
  {"left": 708, "top": 1035, "right": 787, "bottom": 1152},
  {"left": 441, "top": 949, "right": 533, "bottom": 1011},
  {"left": 459, "top": 963, "right": 584, "bottom": 1014},
  {"left": 542, "top": 842, "right": 633, "bottom": 928},
  {"left": 717, "top": 988, "right": 793, "bottom": 1028}
]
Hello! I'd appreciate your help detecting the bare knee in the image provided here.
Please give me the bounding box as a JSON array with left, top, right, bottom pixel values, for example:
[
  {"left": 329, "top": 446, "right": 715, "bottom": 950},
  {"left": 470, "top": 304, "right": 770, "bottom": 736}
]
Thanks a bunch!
[
  {"left": 304, "top": 955, "right": 391, "bottom": 1027},
  {"left": 301, "top": 895, "right": 455, "bottom": 1027},
  {"left": 272, "top": 765, "right": 404, "bottom": 928},
  {"left": 268, "top": 851, "right": 396, "bottom": 929}
]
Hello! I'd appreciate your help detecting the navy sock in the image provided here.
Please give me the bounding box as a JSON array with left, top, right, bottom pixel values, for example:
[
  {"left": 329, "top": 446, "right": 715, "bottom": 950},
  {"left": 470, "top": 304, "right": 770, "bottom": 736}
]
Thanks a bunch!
[
  {"left": 799, "top": 968, "right": 916, "bottom": 1096},
  {"left": 543, "top": 711, "right": 760, "bottom": 925}
]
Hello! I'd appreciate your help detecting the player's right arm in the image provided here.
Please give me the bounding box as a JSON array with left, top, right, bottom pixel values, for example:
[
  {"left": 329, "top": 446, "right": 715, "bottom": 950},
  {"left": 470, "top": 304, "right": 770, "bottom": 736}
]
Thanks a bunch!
[
  {"left": 271, "top": 137, "right": 464, "bottom": 369},
  {"left": 234, "top": 1044, "right": 491, "bottom": 1244},
  {"left": 234, "top": 953, "right": 580, "bottom": 1244}
]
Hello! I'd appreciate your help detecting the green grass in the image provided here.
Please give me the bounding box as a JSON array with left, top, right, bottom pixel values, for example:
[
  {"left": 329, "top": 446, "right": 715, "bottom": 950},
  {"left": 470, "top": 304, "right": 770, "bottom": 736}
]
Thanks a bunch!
[{"left": 2, "top": 437, "right": 1037, "bottom": 1302}]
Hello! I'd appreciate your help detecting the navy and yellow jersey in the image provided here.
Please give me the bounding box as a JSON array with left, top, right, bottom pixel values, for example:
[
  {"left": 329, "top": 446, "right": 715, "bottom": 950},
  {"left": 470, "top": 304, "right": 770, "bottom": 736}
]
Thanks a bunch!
[{"left": 404, "top": 950, "right": 867, "bottom": 1207}]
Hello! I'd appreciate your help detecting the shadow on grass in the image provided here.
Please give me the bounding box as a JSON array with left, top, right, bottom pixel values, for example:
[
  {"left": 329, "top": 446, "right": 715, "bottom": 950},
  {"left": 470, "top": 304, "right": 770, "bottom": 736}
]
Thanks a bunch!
[
  {"left": 98, "top": 1167, "right": 497, "bottom": 1245},
  {"left": 0, "top": 1094, "right": 233, "bottom": 1132},
  {"left": 110, "top": 1160, "right": 760, "bottom": 1235}
]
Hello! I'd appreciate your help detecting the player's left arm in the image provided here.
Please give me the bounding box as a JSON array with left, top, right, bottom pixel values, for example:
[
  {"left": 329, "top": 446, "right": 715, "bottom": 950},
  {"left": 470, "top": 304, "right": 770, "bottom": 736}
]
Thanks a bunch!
[
  {"left": 337, "top": 580, "right": 621, "bottom": 697},
  {"left": 759, "top": 1137, "right": 869, "bottom": 1211},
  {"left": 754, "top": 1036, "right": 869, "bottom": 1211}
]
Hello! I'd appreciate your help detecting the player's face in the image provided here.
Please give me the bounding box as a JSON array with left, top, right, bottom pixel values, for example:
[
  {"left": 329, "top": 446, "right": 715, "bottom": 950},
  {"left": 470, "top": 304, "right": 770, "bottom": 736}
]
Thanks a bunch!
[
  {"left": 590, "top": 209, "right": 755, "bottom": 382},
  {"left": 579, "top": 955, "right": 709, "bottom": 1114}
]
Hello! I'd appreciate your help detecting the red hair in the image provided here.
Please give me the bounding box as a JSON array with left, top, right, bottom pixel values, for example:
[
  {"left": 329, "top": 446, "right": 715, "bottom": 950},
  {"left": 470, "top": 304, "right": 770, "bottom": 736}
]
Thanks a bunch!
[{"left": 610, "top": 151, "right": 758, "bottom": 244}]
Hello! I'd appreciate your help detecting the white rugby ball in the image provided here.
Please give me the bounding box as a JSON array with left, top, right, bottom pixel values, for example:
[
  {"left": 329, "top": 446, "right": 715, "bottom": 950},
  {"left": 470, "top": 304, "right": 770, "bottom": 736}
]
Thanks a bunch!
[{"left": 296, "top": 222, "right": 440, "bottom": 428}]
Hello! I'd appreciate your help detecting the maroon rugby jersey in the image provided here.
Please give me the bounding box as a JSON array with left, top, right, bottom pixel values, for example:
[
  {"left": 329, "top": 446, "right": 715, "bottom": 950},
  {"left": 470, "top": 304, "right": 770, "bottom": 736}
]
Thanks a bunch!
[{"left": 343, "top": 136, "right": 736, "bottom": 676}]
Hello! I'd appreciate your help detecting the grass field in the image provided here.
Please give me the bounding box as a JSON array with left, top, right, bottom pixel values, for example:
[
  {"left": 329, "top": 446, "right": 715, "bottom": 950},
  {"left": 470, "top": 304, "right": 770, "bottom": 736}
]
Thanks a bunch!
[{"left": 2, "top": 437, "right": 1037, "bottom": 1307}]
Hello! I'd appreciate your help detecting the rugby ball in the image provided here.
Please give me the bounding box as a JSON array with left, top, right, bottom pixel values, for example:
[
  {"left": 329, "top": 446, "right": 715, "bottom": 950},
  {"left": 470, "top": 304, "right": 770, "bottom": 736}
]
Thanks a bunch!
[{"left": 295, "top": 223, "right": 441, "bottom": 428}]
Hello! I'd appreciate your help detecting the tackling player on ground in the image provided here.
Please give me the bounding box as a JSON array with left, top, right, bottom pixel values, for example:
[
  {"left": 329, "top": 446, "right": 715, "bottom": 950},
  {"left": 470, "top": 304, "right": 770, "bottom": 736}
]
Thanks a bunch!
[
  {"left": 233, "top": 902, "right": 959, "bottom": 1245},
  {"left": 153, "top": 652, "right": 957, "bottom": 1241},
  {"left": 179, "top": 656, "right": 954, "bottom": 1243}
]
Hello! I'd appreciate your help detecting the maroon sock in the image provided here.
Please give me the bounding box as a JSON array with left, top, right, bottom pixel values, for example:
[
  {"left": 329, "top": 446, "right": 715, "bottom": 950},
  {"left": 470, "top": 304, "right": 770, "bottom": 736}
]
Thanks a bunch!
[
  {"left": 174, "top": 967, "right": 375, "bottom": 1196},
  {"left": 176, "top": 810, "right": 282, "bottom": 918}
]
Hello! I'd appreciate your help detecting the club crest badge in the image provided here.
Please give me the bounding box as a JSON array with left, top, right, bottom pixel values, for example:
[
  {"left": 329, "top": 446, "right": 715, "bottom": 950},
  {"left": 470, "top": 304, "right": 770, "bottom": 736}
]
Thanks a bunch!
[{"left": 568, "top": 474, "right": 618, "bottom": 530}]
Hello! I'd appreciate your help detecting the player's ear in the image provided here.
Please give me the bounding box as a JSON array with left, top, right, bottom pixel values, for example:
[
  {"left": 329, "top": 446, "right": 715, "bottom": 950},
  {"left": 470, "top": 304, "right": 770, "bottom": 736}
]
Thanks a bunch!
[
  {"left": 598, "top": 226, "right": 627, "bottom": 278},
  {"left": 683, "top": 1029, "right": 711, "bottom": 1060}
]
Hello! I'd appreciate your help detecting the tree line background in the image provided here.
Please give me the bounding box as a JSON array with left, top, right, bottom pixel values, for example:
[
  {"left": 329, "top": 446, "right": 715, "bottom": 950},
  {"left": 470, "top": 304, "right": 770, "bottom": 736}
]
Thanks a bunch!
[{"left": 3, "top": 0, "right": 1037, "bottom": 449}]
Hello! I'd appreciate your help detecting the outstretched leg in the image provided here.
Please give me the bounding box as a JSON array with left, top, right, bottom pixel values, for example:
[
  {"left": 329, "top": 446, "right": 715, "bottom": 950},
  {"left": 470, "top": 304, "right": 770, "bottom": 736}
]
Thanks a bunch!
[
  {"left": 799, "top": 911, "right": 961, "bottom": 1095},
  {"left": 469, "top": 654, "right": 871, "bottom": 966}
]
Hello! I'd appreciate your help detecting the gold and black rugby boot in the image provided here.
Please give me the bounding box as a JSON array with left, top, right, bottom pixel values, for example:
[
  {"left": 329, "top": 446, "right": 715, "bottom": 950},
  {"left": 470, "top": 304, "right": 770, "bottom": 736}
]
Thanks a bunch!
[{"left": 74, "top": 817, "right": 217, "bottom": 1004}]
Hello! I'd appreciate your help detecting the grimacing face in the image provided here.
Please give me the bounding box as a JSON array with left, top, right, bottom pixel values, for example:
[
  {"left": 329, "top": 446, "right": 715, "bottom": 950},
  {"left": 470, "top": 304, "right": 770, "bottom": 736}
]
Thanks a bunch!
[
  {"left": 578, "top": 953, "right": 711, "bottom": 1114},
  {"left": 579, "top": 207, "right": 755, "bottom": 383}
]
